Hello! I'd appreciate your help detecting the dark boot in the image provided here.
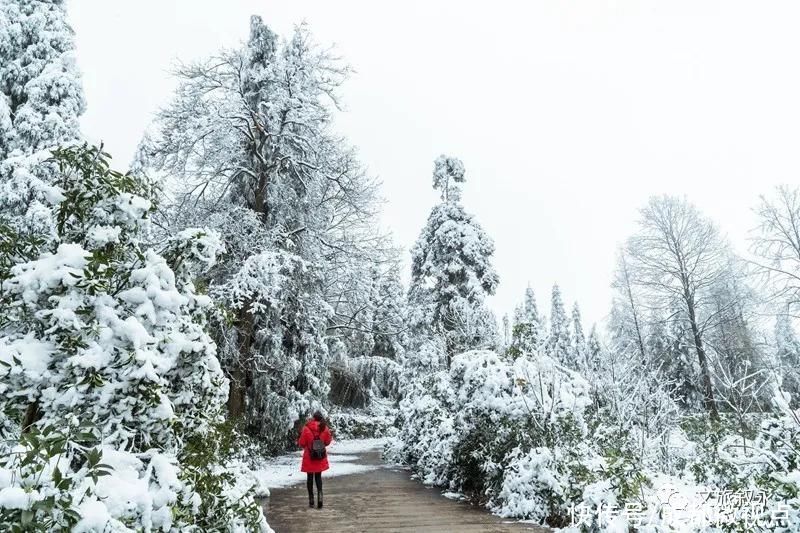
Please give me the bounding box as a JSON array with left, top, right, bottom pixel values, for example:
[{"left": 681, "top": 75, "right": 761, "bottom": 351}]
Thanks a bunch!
[
  {"left": 308, "top": 492, "right": 314, "bottom": 508},
  {"left": 317, "top": 490, "right": 323, "bottom": 509}
]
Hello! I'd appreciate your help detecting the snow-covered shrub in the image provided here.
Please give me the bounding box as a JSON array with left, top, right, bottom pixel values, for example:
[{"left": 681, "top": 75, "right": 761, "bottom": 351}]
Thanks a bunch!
[
  {"left": 394, "top": 354, "right": 552, "bottom": 524},
  {"left": 496, "top": 442, "right": 605, "bottom": 526},
  {"left": 392, "top": 348, "right": 680, "bottom": 528},
  {"left": 751, "top": 410, "right": 800, "bottom": 526},
  {"left": 0, "top": 0, "right": 86, "bottom": 248},
  {"left": 0, "top": 145, "right": 268, "bottom": 531},
  {"left": 675, "top": 395, "right": 800, "bottom": 528},
  {"left": 388, "top": 369, "right": 458, "bottom": 485}
]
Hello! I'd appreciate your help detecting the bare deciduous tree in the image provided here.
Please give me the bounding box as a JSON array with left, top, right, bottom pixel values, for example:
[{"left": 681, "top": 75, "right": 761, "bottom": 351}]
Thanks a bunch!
[
  {"left": 625, "top": 195, "right": 728, "bottom": 420},
  {"left": 752, "top": 185, "right": 800, "bottom": 315},
  {"left": 611, "top": 249, "right": 648, "bottom": 364}
]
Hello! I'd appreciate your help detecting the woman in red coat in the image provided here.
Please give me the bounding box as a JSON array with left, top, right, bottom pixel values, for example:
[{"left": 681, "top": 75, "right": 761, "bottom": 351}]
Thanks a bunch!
[{"left": 297, "top": 411, "right": 332, "bottom": 508}]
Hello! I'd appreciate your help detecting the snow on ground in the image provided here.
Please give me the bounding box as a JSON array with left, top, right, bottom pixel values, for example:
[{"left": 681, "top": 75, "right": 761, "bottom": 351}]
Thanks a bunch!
[{"left": 249, "top": 438, "right": 386, "bottom": 493}]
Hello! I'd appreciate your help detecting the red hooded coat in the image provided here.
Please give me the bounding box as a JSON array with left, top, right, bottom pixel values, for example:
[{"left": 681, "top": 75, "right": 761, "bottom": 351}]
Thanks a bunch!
[{"left": 297, "top": 419, "right": 332, "bottom": 473}]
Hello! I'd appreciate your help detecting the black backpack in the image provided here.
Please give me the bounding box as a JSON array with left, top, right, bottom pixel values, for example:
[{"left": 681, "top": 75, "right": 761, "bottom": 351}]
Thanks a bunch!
[{"left": 310, "top": 430, "right": 326, "bottom": 460}]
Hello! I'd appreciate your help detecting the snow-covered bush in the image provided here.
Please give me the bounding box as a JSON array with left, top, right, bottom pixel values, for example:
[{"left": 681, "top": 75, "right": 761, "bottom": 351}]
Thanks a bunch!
[
  {"left": 676, "top": 395, "right": 800, "bottom": 528},
  {"left": 0, "top": 145, "right": 268, "bottom": 531},
  {"left": 393, "top": 351, "right": 610, "bottom": 523},
  {"left": 392, "top": 348, "right": 697, "bottom": 529},
  {"left": 751, "top": 409, "right": 800, "bottom": 526}
]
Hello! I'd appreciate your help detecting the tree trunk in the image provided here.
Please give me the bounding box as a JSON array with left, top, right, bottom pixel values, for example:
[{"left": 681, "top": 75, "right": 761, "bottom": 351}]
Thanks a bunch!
[
  {"left": 686, "top": 298, "right": 719, "bottom": 421},
  {"left": 620, "top": 254, "right": 647, "bottom": 364},
  {"left": 228, "top": 302, "right": 256, "bottom": 419},
  {"left": 443, "top": 326, "right": 454, "bottom": 369},
  {"left": 229, "top": 154, "right": 268, "bottom": 418}
]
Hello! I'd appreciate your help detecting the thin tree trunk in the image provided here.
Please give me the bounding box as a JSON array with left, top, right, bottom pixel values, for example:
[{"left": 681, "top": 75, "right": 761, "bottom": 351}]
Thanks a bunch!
[
  {"left": 228, "top": 302, "right": 256, "bottom": 419},
  {"left": 686, "top": 298, "right": 719, "bottom": 421},
  {"left": 620, "top": 254, "right": 647, "bottom": 364}
]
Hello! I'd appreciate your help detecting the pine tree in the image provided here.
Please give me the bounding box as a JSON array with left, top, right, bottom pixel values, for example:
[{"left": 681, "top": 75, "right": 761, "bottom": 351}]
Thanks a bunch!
[
  {"left": 0, "top": 0, "right": 86, "bottom": 240},
  {"left": 586, "top": 325, "right": 603, "bottom": 373},
  {"left": 546, "top": 284, "right": 573, "bottom": 367},
  {"left": 408, "top": 156, "right": 499, "bottom": 366},
  {"left": 522, "top": 286, "right": 541, "bottom": 324},
  {"left": 509, "top": 286, "right": 543, "bottom": 357},
  {"left": 571, "top": 302, "right": 586, "bottom": 369}
]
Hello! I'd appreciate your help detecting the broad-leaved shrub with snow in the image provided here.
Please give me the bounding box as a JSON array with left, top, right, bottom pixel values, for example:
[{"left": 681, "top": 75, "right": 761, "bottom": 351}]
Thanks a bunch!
[{"left": 0, "top": 145, "right": 269, "bottom": 532}]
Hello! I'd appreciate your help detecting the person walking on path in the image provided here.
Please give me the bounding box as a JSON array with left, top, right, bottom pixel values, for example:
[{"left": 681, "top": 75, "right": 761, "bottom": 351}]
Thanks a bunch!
[{"left": 297, "top": 411, "right": 333, "bottom": 509}]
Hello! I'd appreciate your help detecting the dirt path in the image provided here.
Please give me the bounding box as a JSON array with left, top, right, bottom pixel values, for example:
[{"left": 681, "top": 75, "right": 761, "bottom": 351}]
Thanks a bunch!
[{"left": 262, "top": 445, "right": 548, "bottom": 533}]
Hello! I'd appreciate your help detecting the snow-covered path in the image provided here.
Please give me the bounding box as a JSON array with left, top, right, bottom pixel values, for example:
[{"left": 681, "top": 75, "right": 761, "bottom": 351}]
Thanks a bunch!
[{"left": 260, "top": 439, "right": 548, "bottom": 533}]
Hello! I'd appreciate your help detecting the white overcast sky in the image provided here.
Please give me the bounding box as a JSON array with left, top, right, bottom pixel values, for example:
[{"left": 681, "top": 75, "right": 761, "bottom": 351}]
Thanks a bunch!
[{"left": 67, "top": 1, "right": 800, "bottom": 328}]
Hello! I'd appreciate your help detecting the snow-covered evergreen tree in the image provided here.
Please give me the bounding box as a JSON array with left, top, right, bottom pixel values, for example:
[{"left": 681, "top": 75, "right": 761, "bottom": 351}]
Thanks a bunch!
[
  {"left": 545, "top": 284, "right": 573, "bottom": 367},
  {"left": 0, "top": 0, "right": 86, "bottom": 241},
  {"left": 586, "top": 324, "right": 603, "bottom": 373},
  {"left": 431, "top": 154, "right": 465, "bottom": 203},
  {"left": 370, "top": 267, "right": 408, "bottom": 361},
  {"left": 408, "top": 156, "right": 499, "bottom": 366},
  {"left": 571, "top": 302, "right": 586, "bottom": 369},
  {"left": 509, "top": 286, "right": 543, "bottom": 357},
  {"left": 522, "top": 286, "right": 541, "bottom": 324},
  {"left": 0, "top": 145, "right": 267, "bottom": 531}
]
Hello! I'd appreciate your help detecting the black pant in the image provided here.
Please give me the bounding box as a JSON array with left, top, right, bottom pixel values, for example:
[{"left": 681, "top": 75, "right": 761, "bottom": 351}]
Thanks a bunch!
[{"left": 307, "top": 472, "right": 322, "bottom": 497}]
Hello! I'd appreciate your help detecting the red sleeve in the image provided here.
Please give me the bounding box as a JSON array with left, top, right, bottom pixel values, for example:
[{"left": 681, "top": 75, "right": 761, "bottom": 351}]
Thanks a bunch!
[
  {"left": 297, "top": 427, "right": 309, "bottom": 448},
  {"left": 322, "top": 427, "right": 332, "bottom": 446}
]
